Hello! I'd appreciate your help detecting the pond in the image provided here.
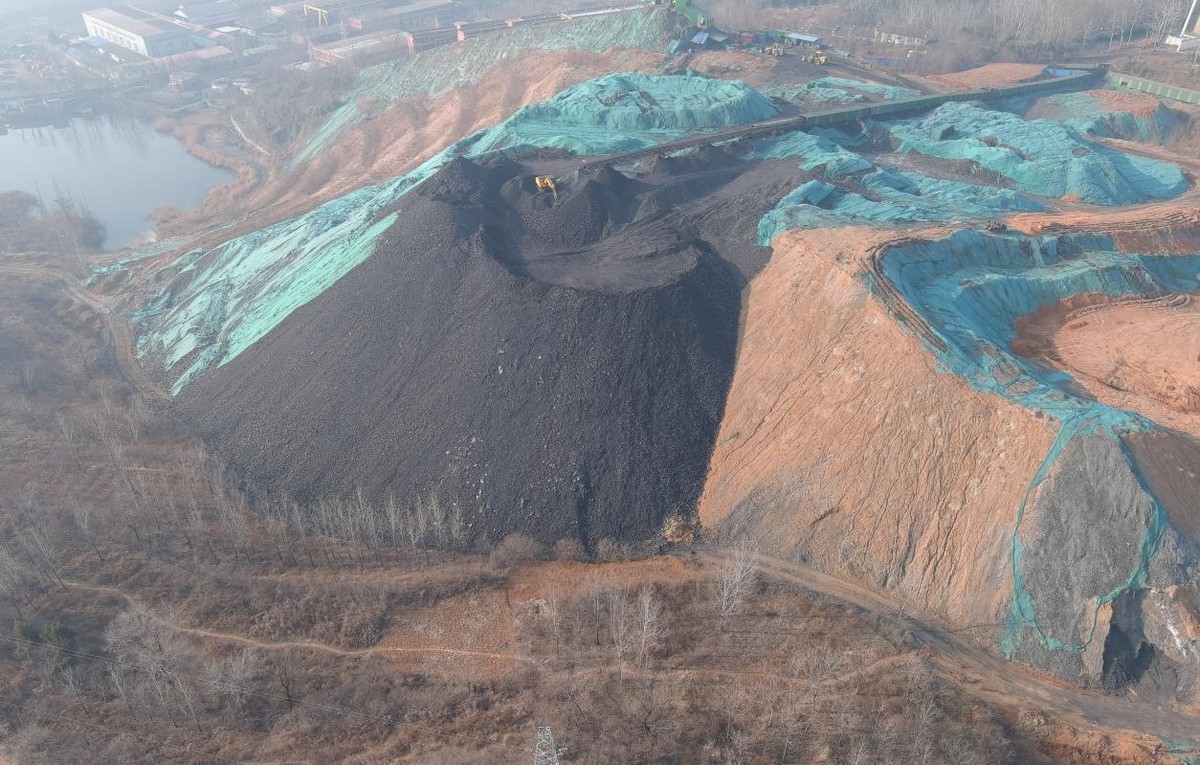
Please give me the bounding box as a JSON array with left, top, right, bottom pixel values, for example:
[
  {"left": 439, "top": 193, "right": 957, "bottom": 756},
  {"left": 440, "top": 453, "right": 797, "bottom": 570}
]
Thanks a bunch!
[{"left": 0, "top": 115, "right": 234, "bottom": 249}]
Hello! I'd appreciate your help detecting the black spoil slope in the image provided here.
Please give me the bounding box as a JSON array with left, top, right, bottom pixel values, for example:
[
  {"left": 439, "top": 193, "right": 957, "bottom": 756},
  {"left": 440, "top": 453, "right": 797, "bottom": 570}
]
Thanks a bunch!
[{"left": 179, "top": 156, "right": 768, "bottom": 547}]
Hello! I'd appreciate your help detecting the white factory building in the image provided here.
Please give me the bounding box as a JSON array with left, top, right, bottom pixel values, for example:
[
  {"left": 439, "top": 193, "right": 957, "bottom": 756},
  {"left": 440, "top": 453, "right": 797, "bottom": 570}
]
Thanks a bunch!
[{"left": 82, "top": 7, "right": 194, "bottom": 58}]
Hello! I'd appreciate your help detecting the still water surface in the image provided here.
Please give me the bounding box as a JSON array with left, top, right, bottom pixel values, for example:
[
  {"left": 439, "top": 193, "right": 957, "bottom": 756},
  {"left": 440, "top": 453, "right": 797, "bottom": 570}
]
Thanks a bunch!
[{"left": 0, "top": 116, "right": 233, "bottom": 249}]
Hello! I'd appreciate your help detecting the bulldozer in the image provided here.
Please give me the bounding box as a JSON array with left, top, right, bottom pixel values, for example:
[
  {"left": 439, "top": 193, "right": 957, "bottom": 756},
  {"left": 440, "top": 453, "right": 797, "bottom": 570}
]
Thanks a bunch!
[
  {"left": 804, "top": 52, "right": 827, "bottom": 65},
  {"left": 534, "top": 175, "right": 558, "bottom": 201}
]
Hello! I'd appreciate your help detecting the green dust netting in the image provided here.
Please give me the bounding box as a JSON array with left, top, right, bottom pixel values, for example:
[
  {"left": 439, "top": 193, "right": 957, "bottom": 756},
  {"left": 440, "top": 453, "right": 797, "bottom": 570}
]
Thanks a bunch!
[
  {"left": 293, "top": 8, "right": 678, "bottom": 165},
  {"left": 1028, "top": 91, "right": 1187, "bottom": 144},
  {"left": 138, "top": 72, "right": 776, "bottom": 394},
  {"left": 817, "top": 76, "right": 919, "bottom": 101},
  {"left": 467, "top": 72, "right": 777, "bottom": 155},
  {"left": 136, "top": 171, "right": 426, "bottom": 395},
  {"left": 765, "top": 76, "right": 918, "bottom": 108},
  {"left": 755, "top": 130, "right": 873, "bottom": 177},
  {"left": 757, "top": 169, "right": 1045, "bottom": 242},
  {"left": 754, "top": 132, "right": 1045, "bottom": 241},
  {"left": 886, "top": 102, "right": 1187, "bottom": 205},
  {"left": 1165, "top": 740, "right": 1200, "bottom": 765},
  {"left": 879, "top": 231, "right": 1200, "bottom": 659}
]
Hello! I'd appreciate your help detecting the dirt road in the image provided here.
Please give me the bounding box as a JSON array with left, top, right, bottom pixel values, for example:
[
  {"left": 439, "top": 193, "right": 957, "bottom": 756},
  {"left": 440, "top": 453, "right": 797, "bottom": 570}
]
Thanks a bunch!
[
  {"left": 710, "top": 550, "right": 1200, "bottom": 745},
  {"left": 63, "top": 581, "right": 523, "bottom": 663}
]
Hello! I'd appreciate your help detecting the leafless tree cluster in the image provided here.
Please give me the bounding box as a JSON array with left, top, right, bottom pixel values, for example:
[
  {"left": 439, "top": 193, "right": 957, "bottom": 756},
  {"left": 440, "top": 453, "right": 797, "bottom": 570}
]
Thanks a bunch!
[
  {"left": 533, "top": 578, "right": 666, "bottom": 678},
  {"left": 714, "top": 540, "right": 758, "bottom": 631},
  {"left": 870, "top": 0, "right": 1189, "bottom": 54},
  {"left": 710, "top": 0, "right": 1188, "bottom": 57},
  {"left": 711, "top": 652, "right": 997, "bottom": 765}
]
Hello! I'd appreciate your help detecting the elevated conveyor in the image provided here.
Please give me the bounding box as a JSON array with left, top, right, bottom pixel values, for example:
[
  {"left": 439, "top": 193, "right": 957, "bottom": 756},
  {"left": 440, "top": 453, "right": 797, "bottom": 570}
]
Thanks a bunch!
[{"left": 579, "top": 68, "right": 1103, "bottom": 170}]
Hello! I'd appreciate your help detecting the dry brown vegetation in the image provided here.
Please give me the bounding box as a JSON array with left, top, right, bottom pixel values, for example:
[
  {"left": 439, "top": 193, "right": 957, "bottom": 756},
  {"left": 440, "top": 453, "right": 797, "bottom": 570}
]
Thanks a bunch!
[
  {"left": 0, "top": 256, "right": 1179, "bottom": 763},
  {"left": 0, "top": 191, "right": 105, "bottom": 255}
]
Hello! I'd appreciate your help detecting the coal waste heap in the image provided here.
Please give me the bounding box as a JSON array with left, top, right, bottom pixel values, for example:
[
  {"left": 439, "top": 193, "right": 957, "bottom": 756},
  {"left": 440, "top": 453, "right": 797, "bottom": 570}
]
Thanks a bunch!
[{"left": 179, "top": 155, "right": 755, "bottom": 547}]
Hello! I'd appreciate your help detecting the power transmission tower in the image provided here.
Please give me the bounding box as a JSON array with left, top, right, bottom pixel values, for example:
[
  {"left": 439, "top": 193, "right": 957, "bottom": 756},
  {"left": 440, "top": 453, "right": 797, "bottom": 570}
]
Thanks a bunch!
[{"left": 533, "top": 725, "right": 561, "bottom": 765}]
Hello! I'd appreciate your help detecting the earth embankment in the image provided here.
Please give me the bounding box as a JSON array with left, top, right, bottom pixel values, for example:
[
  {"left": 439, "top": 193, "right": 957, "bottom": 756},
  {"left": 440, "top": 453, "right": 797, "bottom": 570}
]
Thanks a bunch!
[{"left": 698, "top": 226, "right": 1054, "bottom": 627}]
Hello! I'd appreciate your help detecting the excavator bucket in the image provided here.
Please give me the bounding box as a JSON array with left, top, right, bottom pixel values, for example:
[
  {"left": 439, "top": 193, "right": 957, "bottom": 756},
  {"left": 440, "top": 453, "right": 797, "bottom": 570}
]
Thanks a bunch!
[{"left": 535, "top": 175, "right": 558, "bottom": 201}]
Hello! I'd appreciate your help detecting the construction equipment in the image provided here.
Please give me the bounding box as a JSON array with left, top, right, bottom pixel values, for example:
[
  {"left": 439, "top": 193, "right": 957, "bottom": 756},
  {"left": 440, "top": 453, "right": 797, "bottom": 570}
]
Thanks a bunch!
[
  {"left": 763, "top": 43, "right": 785, "bottom": 56},
  {"left": 534, "top": 175, "right": 558, "bottom": 201},
  {"left": 804, "top": 52, "right": 828, "bottom": 65}
]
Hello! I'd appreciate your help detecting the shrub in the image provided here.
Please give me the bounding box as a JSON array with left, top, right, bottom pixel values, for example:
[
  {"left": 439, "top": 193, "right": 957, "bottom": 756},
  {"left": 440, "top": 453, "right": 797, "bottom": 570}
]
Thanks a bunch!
[
  {"left": 552, "top": 538, "right": 585, "bottom": 561},
  {"left": 488, "top": 533, "right": 542, "bottom": 571}
]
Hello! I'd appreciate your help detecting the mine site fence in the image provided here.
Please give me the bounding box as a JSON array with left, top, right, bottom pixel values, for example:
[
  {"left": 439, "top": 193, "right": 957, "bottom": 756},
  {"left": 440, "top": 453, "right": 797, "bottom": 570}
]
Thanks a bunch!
[
  {"left": 1106, "top": 72, "right": 1200, "bottom": 106},
  {"left": 580, "top": 68, "right": 1102, "bottom": 169}
]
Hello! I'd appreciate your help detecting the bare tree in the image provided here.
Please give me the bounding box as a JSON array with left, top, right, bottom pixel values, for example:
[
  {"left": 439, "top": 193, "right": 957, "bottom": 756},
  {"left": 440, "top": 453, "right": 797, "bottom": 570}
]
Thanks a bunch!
[
  {"left": 56, "top": 412, "right": 82, "bottom": 470},
  {"left": 635, "top": 586, "right": 662, "bottom": 670},
  {"left": 714, "top": 541, "right": 758, "bottom": 631},
  {"left": 607, "top": 588, "right": 632, "bottom": 679},
  {"left": 544, "top": 590, "right": 562, "bottom": 657},
  {"left": 68, "top": 494, "right": 105, "bottom": 563},
  {"left": 204, "top": 650, "right": 258, "bottom": 711},
  {"left": 270, "top": 647, "right": 300, "bottom": 709},
  {"left": 0, "top": 540, "right": 36, "bottom": 618}
]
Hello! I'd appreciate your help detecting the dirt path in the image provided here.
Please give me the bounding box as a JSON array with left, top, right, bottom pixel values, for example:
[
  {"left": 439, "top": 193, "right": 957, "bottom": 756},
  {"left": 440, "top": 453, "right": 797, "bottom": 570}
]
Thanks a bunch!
[
  {"left": 716, "top": 550, "right": 1200, "bottom": 742},
  {"left": 63, "top": 581, "right": 523, "bottom": 663}
]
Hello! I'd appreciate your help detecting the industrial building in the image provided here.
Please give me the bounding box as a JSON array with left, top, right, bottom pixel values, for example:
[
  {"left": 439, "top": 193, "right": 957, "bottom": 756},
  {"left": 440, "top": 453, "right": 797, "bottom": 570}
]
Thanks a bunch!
[
  {"left": 310, "top": 29, "right": 406, "bottom": 64},
  {"left": 344, "top": 0, "right": 457, "bottom": 33},
  {"left": 174, "top": 0, "right": 241, "bottom": 28},
  {"left": 81, "top": 7, "right": 194, "bottom": 58}
]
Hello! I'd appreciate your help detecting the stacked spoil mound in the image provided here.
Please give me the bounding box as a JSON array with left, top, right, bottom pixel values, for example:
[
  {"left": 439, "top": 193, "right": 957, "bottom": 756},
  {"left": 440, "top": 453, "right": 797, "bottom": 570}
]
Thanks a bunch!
[
  {"left": 1014, "top": 293, "right": 1200, "bottom": 434},
  {"left": 1026, "top": 91, "right": 1187, "bottom": 144},
  {"left": 704, "top": 227, "right": 1200, "bottom": 696},
  {"left": 178, "top": 156, "right": 762, "bottom": 547},
  {"left": 929, "top": 63, "right": 1046, "bottom": 90},
  {"left": 888, "top": 102, "right": 1188, "bottom": 205}
]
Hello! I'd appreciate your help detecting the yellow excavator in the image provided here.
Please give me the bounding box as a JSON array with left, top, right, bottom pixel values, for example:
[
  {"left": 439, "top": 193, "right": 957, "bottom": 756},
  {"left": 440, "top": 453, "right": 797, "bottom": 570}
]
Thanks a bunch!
[
  {"left": 535, "top": 175, "right": 558, "bottom": 201},
  {"left": 805, "top": 52, "right": 828, "bottom": 65}
]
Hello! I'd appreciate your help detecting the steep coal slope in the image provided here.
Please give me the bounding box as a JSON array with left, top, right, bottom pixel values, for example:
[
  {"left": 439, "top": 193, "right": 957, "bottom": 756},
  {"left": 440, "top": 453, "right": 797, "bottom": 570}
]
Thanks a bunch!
[{"left": 179, "top": 156, "right": 762, "bottom": 546}]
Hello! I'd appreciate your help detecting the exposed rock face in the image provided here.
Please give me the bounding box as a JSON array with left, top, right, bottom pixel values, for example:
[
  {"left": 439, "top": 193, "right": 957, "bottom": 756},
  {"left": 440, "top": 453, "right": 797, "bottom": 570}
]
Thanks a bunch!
[
  {"left": 1010, "top": 431, "right": 1197, "bottom": 695},
  {"left": 178, "top": 155, "right": 784, "bottom": 548}
]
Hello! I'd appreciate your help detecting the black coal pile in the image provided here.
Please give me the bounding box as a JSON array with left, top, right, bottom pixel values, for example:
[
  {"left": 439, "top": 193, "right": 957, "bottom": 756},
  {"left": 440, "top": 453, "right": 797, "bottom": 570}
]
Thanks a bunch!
[{"left": 180, "top": 153, "right": 791, "bottom": 547}]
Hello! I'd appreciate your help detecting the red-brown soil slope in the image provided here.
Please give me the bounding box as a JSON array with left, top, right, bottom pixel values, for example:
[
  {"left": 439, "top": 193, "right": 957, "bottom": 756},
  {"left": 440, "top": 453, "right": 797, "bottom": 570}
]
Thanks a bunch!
[
  {"left": 1014, "top": 294, "right": 1200, "bottom": 438},
  {"left": 929, "top": 62, "right": 1046, "bottom": 89},
  {"left": 699, "top": 227, "right": 1054, "bottom": 627}
]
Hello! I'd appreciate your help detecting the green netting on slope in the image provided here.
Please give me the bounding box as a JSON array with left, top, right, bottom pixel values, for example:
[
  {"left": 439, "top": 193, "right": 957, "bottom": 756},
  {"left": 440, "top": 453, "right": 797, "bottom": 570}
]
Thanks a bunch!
[
  {"left": 765, "top": 76, "right": 918, "bottom": 108},
  {"left": 140, "top": 73, "right": 775, "bottom": 394},
  {"left": 755, "top": 131, "right": 873, "bottom": 178},
  {"left": 1029, "top": 91, "right": 1186, "bottom": 144},
  {"left": 878, "top": 231, "right": 1200, "bottom": 658},
  {"left": 816, "top": 76, "right": 920, "bottom": 101},
  {"left": 293, "top": 8, "right": 678, "bottom": 165},
  {"left": 136, "top": 156, "right": 446, "bottom": 395},
  {"left": 1165, "top": 740, "right": 1200, "bottom": 765},
  {"left": 757, "top": 167, "right": 1046, "bottom": 243},
  {"left": 754, "top": 131, "right": 1046, "bottom": 241},
  {"left": 764, "top": 83, "right": 863, "bottom": 107},
  {"left": 467, "top": 72, "right": 778, "bottom": 156},
  {"left": 887, "top": 102, "right": 1187, "bottom": 205}
]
